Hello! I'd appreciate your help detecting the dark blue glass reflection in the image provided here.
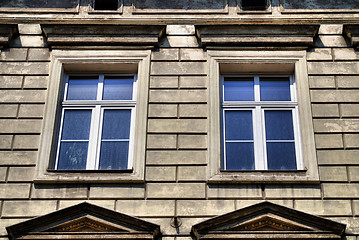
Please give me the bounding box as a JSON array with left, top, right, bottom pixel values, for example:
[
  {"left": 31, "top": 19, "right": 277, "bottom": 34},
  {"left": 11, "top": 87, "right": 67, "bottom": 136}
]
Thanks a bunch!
[
  {"left": 225, "top": 142, "right": 255, "bottom": 170},
  {"left": 57, "top": 142, "right": 88, "bottom": 170},
  {"left": 99, "top": 141, "right": 129, "bottom": 170},
  {"left": 224, "top": 78, "right": 254, "bottom": 101},
  {"left": 265, "top": 110, "right": 294, "bottom": 140},
  {"left": 267, "top": 142, "right": 296, "bottom": 170},
  {"left": 61, "top": 110, "right": 92, "bottom": 140},
  {"left": 103, "top": 77, "right": 133, "bottom": 100},
  {"left": 102, "top": 109, "right": 131, "bottom": 139},
  {"left": 260, "top": 77, "right": 291, "bottom": 101},
  {"left": 67, "top": 77, "right": 98, "bottom": 100},
  {"left": 225, "top": 110, "right": 253, "bottom": 140}
]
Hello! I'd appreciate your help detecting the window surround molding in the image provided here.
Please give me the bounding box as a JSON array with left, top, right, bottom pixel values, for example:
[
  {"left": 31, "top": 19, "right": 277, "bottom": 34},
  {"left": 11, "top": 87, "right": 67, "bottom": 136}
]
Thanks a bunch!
[
  {"left": 35, "top": 49, "right": 151, "bottom": 183},
  {"left": 207, "top": 50, "right": 319, "bottom": 183}
]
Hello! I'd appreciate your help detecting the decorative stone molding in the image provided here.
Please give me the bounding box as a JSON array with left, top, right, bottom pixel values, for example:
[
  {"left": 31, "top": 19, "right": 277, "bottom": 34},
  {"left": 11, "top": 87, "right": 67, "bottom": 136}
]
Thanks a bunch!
[
  {"left": 41, "top": 24, "right": 166, "bottom": 49},
  {"left": 7, "top": 202, "right": 161, "bottom": 240},
  {"left": 0, "top": 24, "right": 17, "bottom": 49},
  {"left": 196, "top": 24, "right": 319, "bottom": 49},
  {"left": 344, "top": 25, "right": 359, "bottom": 47},
  {"left": 191, "top": 202, "right": 346, "bottom": 240}
]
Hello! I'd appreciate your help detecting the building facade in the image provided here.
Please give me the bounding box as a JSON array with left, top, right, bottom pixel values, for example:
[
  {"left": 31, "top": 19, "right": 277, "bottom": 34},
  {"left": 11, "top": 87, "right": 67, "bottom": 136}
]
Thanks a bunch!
[{"left": 0, "top": 0, "right": 359, "bottom": 239}]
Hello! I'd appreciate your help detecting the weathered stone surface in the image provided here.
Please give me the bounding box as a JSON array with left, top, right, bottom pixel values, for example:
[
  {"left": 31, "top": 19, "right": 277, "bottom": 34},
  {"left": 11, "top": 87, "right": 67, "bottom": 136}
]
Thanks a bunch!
[
  {"left": 31, "top": 185, "right": 87, "bottom": 199},
  {"left": 0, "top": 219, "right": 25, "bottom": 235},
  {"left": 307, "top": 48, "right": 332, "bottom": 60},
  {"left": 148, "top": 119, "right": 207, "bottom": 133},
  {"left": 236, "top": 200, "right": 294, "bottom": 209},
  {"left": 295, "top": 200, "right": 352, "bottom": 216},
  {"left": 0, "top": 167, "right": 7, "bottom": 182},
  {"left": 315, "top": 35, "right": 347, "bottom": 47},
  {"left": 308, "top": 62, "right": 359, "bottom": 75},
  {"left": 177, "top": 166, "right": 206, "bottom": 181},
  {"left": 7, "top": 167, "right": 35, "bottom": 182},
  {"left": 147, "top": 134, "right": 177, "bottom": 149},
  {"left": 0, "top": 104, "right": 18, "bottom": 118},
  {"left": 0, "top": 119, "right": 42, "bottom": 133},
  {"left": 311, "top": 90, "right": 359, "bottom": 102},
  {"left": 13, "top": 135, "right": 40, "bottom": 149},
  {"left": 308, "top": 76, "right": 335, "bottom": 89},
  {"left": 0, "top": 151, "right": 37, "bottom": 165},
  {"left": 146, "top": 151, "right": 206, "bottom": 165},
  {"left": 318, "top": 150, "right": 359, "bottom": 165},
  {"left": 149, "top": 90, "right": 206, "bottom": 103},
  {"left": 341, "top": 104, "right": 359, "bottom": 117},
  {"left": 207, "top": 185, "right": 262, "bottom": 199},
  {"left": 167, "top": 25, "right": 196, "bottom": 35},
  {"left": 161, "top": 36, "right": 199, "bottom": 47},
  {"left": 348, "top": 167, "right": 359, "bottom": 181},
  {"left": 58, "top": 200, "right": 115, "bottom": 210},
  {"left": 151, "top": 49, "right": 179, "bottom": 61},
  {"left": 265, "top": 185, "right": 321, "bottom": 198},
  {"left": 27, "top": 48, "right": 50, "bottom": 61},
  {"left": 18, "top": 104, "right": 44, "bottom": 118},
  {"left": 323, "top": 183, "right": 359, "bottom": 198},
  {"left": 319, "top": 166, "right": 348, "bottom": 182},
  {"left": 0, "top": 135, "right": 12, "bottom": 150},
  {"left": 116, "top": 200, "right": 175, "bottom": 217},
  {"left": 13, "top": 36, "right": 46, "bottom": 47},
  {"left": 337, "top": 76, "right": 359, "bottom": 88},
  {"left": 2, "top": 200, "right": 57, "bottom": 217},
  {"left": 0, "top": 48, "right": 27, "bottom": 61},
  {"left": 283, "top": 1, "right": 359, "bottom": 10},
  {"left": 177, "top": 200, "right": 234, "bottom": 216},
  {"left": 0, "top": 90, "right": 46, "bottom": 103},
  {"left": 179, "top": 76, "right": 207, "bottom": 88},
  {"left": 353, "top": 201, "right": 359, "bottom": 216},
  {"left": 0, "top": 184, "right": 30, "bottom": 199},
  {"left": 0, "top": 62, "right": 49, "bottom": 75},
  {"left": 147, "top": 183, "right": 205, "bottom": 199},
  {"left": 314, "top": 119, "right": 359, "bottom": 133},
  {"left": 179, "top": 104, "right": 207, "bottom": 117},
  {"left": 333, "top": 49, "right": 359, "bottom": 60},
  {"left": 319, "top": 24, "right": 343, "bottom": 35},
  {"left": 148, "top": 104, "right": 177, "bottom": 118},
  {"left": 0, "top": 76, "right": 23, "bottom": 89},
  {"left": 178, "top": 135, "right": 207, "bottom": 149},
  {"left": 23, "top": 76, "right": 48, "bottom": 89},
  {"left": 344, "top": 134, "right": 359, "bottom": 148},
  {"left": 312, "top": 104, "right": 339, "bottom": 117},
  {"left": 18, "top": 24, "right": 42, "bottom": 35},
  {"left": 150, "top": 76, "right": 178, "bottom": 88},
  {"left": 327, "top": 217, "right": 359, "bottom": 234},
  {"left": 180, "top": 48, "right": 206, "bottom": 60},
  {"left": 151, "top": 62, "right": 206, "bottom": 75},
  {"left": 146, "top": 166, "right": 177, "bottom": 181},
  {"left": 315, "top": 134, "right": 343, "bottom": 149},
  {"left": 89, "top": 185, "right": 145, "bottom": 199}
]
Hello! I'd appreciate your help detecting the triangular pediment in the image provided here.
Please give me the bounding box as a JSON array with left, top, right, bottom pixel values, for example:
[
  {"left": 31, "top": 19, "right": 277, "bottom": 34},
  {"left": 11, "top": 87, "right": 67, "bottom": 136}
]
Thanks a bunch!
[
  {"left": 7, "top": 202, "right": 160, "bottom": 240},
  {"left": 191, "top": 202, "right": 346, "bottom": 240}
]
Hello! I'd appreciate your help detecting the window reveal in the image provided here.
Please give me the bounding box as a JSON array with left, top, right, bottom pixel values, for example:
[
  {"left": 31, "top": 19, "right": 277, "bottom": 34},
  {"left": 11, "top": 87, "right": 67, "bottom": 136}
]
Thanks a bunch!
[{"left": 221, "top": 76, "right": 302, "bottom": 171}]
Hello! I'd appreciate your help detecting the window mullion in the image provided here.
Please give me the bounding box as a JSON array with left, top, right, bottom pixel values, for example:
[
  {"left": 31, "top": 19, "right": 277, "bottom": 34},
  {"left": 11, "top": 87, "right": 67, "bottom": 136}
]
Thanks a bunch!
[
  {"left": 86, "top": 106, "right": 100, "bottom": 170},
  {"left": 254, "top": 106, "right": 265, "bottom": 170}
]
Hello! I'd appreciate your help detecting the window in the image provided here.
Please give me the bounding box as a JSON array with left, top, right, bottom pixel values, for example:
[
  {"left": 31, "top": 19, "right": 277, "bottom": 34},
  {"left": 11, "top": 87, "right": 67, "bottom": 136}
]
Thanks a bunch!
[
  {"left": 241, "top": 0, "right": 268, "bottom": 10},
  {"left": 94, "top": 0, "right": 118, "bottom": 10},
  {"left": 221, "top": 75, "right": 302, "bottom": 171},
  {"left": 55, "top": 75, "right": 136, "bottom": 170}
]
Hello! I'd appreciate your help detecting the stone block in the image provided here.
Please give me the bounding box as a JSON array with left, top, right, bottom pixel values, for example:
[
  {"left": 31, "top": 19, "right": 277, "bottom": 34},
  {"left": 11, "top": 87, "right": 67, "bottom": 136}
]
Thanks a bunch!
[
  {"left": 13, "top": 135, "right": 40, "bottom": 150},
  {"left": 179, "top": 104, "right": 207, "bottom": 118},
  {"left": 178, "top": 135, "right": 207, "bottom": 149},
  {"left": 147, "top": 183, "right": 205, "bottom": 199},
  {"left": 0, "top": 62, "right": 49, "bottom": 75},
  {"left": 315, "top": 134, "right": 343, "bottom": 149},
  {"left": 149, "top": 90, "right": 206, "bottom": 103},
  {"left": 0, "top": 167, "right": 7, "bottom": 182},
  {"left": 116, "top": 200, "right": 175, "bottom": 217},
  {"left": 308, "top": 76, "right": 335, "bottom": 89},
  {"left": 0, "top": 104, "right": 18, "bottom": 118},
  {"left": 317, "top": 150, "right": 359, "bottom": 165},
  {"left": 337, "top": 76, "right": 359, "bottom": 88},
  {"left": 348, "top": 167, "right": 359, "bottom": 181},
  {"left": 180, "top": 48, "right": 206, "bottom": 60},
  {"left": 0, "top": 151, "right": 37, "bottom": 165},
  {"left": 146, "top": 166, "right": 176, "bottom": 181},
  {"left": 0, "top": 48, "right": 28, "bottom": 61},
  {"left": 177, "top": 166, "right": 206, "bottom": 181},
  {"left": 146, "top": 150, "right": 206, "bottom": 165},
  {"left": 177, "top": 200, "right": 234, "bottom": 216},
  {"left": 151, "top": 49, "right": 179, "bottom": 61},
  {"left": 333, "top": 49, "right": 359, "bottom": 60},
  {"left": 327, "top": 217, "right": 359, "bottom": 234},
  {"left": 0, "top": 183, "right": 30, "bottom": 199},
  {"left": 90, "top": 185, "right": 145, "bottom": 199},
  {"left": 2, "top": 200, "right": 57, "bottom": 217},
  {"left": 315, "top": 35, "right": 347, "bottom": 47},
  {"left": 207, "top": 185, "right": 262, "bottom": 199},
  {"left": 295, "top": 200, "right": 352, "bottom": 216},
  {"left": 59, "top": 200, "right": 115, "bottom": 210},
  {"left": 311, "top": 90, "right": 359, "bottom": 102},
  {"left": 312, "top": 104, "right": 339, "bottom": 117},
  {"left": 236, "top": 200, "right": 294, "bottom": 209},
  {"left": 323, "top": 183, "right": 359, "bottom": 198},
  {"left": 318, "top": 24, "right": 343, "bottom": 35},
  {"left": 150, "top": 76, "right": 178, "bottom": 88},
  {"left": 7, "top": 167, "right": 35, "bottom": 182},
  {"left": 14, "top": 36, "right": 46, "bottom": 47},
  {"left": 0, "top": 219, "right": 25, "bottom": 235},
  {"left": 31, "top": 185, "right": 88, "bottom": 199},
  {"left": 265, "top": 185, "right": 321, "bottom": 198},
  {"left": 151, "top": 62, "right": 206, "bottom": 75},
  {"left": 0, "top": 135, "right": 12, "bottom": 150},
  {"left": 161, "top": 36, "right": 199, "bottom": 48},
  {"left": 344, "top": 134, "right": 359, "bottom": 148},
  {"left": 166, "top": 25, "right": 195, "bottom": 35},
  {"left": 313, "top": 119, "right": 359, "bottom": 133},
  {"left": 148, "top": 119, "right": 207, "bottom": 133},
  {"left": 0, "top": 76, "right": 23, "bottom": 89},
  {"left": 18, "top": 104, "right": 44, "bottom": 118},
  {"left": 147, "top": 134, "right": 177, "bottom": 149},
  {"left": 341, "top": 104, "right": 359, "bottom": 117},
  {"left": 307, "top": 48, "right": 332, "bottom": 60},
  {"left": 18, "top": 24, "right": 42, "bottom": 35},
  {"left": 0, "top": 90, "right": 46, "bottom": 103},
  {"left": 27, "top": 48, "right": 51, "bottom": 61},
  {"left": 148, "top": 104, "right": 177, "bottom": 118},
  {"left": 308, "top": 62, "right": 359, "bottom": 75},
  {"left": 319, "top": 166, "right": 348, "bottom": 182},
  {"left": 23, "top": 76, "right": 48, "bottom": 89},
  {"left": 179, "top": 76, "right": 207, "bottom": 88},
  {"left": 0, "top": 119, "right": 42, "bottom": 133}
]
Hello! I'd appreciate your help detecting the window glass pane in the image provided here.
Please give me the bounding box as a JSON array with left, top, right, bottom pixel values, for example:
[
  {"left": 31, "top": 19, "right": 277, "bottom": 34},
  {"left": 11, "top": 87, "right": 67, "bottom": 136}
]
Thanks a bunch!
[
  {"left": 102, "top": 109, "right": 131, "bottom": 140},
  {"left": 103, "top": 77, "right": 133, "bottom": 100},
  {"left": 61, "top": 110, "right": 92, "bottom": 140},
  {"left": 224, "top": 77, "right": 254, "bottom": 101},
  {"left": 265, "top": 110, "right": 294, "bottom": 140},
  {"left": 57, "top": 142, "right": 88, "bottom": 170},
  {"left": 260, "top": 77, "right": 291, "bottom": 101},
  {"left": 99, "top": 141, "right": 129, "bottom": 170},
  {"left": 267, "top": 142, "right": 297, "bottom": 170},
  {"left": 67, "top": 77, "right": 98, "bottom": 100},
  {"left": 225, "top": 110, "right": 253, "bottom": 140},
  {"left": 225, "top": 142, "right": 255, "bottom": 170}
]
